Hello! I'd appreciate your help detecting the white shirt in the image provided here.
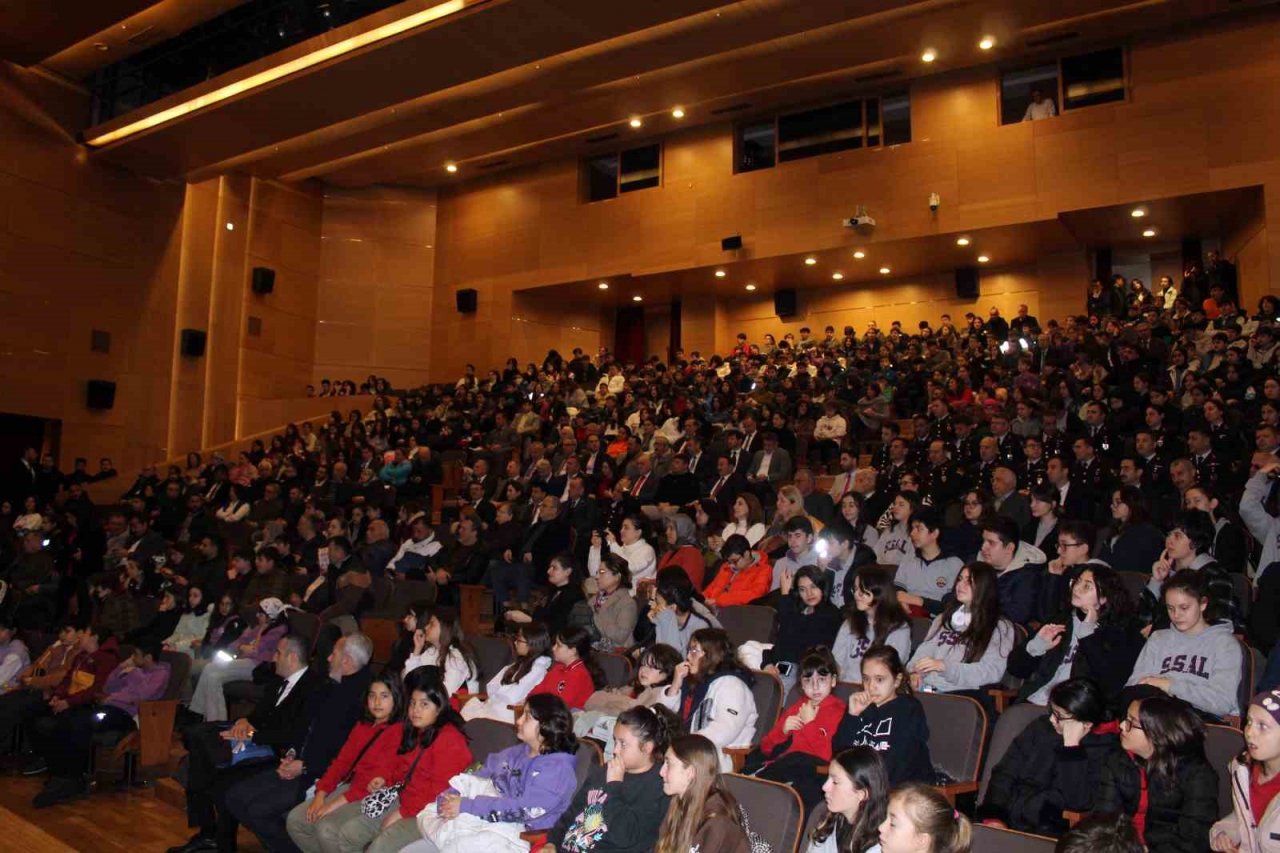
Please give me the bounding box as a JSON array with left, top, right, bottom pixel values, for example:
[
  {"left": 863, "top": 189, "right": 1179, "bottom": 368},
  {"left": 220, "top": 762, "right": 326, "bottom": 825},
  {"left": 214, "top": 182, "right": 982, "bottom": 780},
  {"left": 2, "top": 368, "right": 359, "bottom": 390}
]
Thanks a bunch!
[
  {"left": 1023, "top": 99, "right": 1056, "bottom": 121},
  {"left": 755, "top": 450, "right": 774, "bottom": 478},
  {"left": 276, "top": 666, "right": 308, "bottom": 706}
]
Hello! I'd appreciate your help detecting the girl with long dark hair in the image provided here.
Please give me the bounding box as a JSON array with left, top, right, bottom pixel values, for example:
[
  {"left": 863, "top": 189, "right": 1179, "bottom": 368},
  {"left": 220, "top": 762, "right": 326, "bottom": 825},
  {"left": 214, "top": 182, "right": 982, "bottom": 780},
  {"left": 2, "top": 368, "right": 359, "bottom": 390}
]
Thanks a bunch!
[
  {"left": 658, "top": 628, "right": 758, "bottom": 770},
  {"left": 461, "top": 622, "right": 552, "bottom": 723},
  {"left": 528, "top": 626, "right": 606, "bottom": 710},
  {"left": 907, "top": 562, "right": 1015, "bottom": 693},
  {"left": 287, "top": 673, "right": 407, "bottom": 852},
  {"left": 835, "top": 646, "right": 932, "bottom": 787},
  {"left": 806, "top": 747, "right": 891, "bottom": 853},
  {"left": 402, "top": 606, "right": 479, "bottom": 697},
  {"left": 1087, "top": 695, "right": 1218, "bottom": 852},
  {"left": 834, "top": 565, "right": 912, "bottom": 684}
]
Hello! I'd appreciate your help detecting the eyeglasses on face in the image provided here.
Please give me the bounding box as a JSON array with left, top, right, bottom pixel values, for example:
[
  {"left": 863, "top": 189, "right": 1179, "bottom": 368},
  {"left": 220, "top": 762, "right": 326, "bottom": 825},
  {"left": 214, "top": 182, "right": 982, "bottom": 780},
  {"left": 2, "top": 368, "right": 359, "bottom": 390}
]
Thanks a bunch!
[
  {"left": 1058, "top": 540, "right": 1087, "bottom": 549},
  {"left": 1120, "top": 716, "right": 1143, "bottom": 731}
]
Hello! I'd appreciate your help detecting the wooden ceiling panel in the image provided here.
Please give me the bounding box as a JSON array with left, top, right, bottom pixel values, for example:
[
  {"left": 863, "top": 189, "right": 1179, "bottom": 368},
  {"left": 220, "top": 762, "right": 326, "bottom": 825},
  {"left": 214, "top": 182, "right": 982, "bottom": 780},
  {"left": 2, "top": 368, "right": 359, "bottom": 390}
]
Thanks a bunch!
[
  {"left": 85, "top": 0, "right": 736, "bottom": 175},
  {"left": 74, "top": 0, "right": 1274, "bottom": 190},
  {"left": 0, "top": 0, "right": 158, "bottom": 65}
]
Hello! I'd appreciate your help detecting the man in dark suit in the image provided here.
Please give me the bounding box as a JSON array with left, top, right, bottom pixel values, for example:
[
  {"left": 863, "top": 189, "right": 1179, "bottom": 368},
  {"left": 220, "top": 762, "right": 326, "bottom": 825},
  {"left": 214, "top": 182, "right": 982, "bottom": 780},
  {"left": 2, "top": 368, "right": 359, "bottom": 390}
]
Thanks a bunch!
[
  {"left": 492, "top": 496, "right": 571, "bottom": 608},
  {"left": 648, "top": 454, "right": 700, "bottom": 515},
  {"left": 223, "top": 634, "right": 374, "bottom": 852},
  {"left": 623, "top": 454, "right": 660, "bottom": 513},
  {"left": 1047, "top": 455, "right": 1091, "bottom": 522},
  {"left": 563, "top": 475, "right": 600, "bottom": 566},
  {"left": 706, "top": 454, "right": 747, "bottom": 517},
  {"left": 10, "top": 446, "right": 38, "bottom": 504},
  {"left": 746, "top": 432, "right": 793, "bottom": 502},
  {"left": 167, "top": 635, "right": 327, "bottom": 853},
  {"left": 992, "top": 466, "right": 1032, "bottom": 531},
  {"left": 684, "top": 434, "right": 715, "bottom": 492}
]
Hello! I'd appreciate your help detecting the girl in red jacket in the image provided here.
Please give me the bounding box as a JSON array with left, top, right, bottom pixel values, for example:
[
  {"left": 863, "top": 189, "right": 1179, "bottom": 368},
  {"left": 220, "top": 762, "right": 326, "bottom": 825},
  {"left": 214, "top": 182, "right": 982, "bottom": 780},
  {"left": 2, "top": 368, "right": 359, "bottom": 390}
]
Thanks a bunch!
[
  {"left": 285, "top": 672, "right": 406, "bottom": 850},
  {"left": 529, "top": 626, "right": 605, "bottom": 710},
  {"left": 330, "top": 669, "right": 472, "bottom": 853},
  {"left": 744, "top": 647, "right": 845, "bottom": 810}
]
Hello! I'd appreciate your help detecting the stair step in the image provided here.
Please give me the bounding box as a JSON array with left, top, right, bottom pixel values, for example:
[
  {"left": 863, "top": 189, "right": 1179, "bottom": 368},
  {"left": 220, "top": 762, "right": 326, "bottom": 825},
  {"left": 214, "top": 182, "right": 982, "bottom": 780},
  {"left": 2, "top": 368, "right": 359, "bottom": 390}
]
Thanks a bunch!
[{"left": 154, "top": 777, "right": 186, "bottom": 812}]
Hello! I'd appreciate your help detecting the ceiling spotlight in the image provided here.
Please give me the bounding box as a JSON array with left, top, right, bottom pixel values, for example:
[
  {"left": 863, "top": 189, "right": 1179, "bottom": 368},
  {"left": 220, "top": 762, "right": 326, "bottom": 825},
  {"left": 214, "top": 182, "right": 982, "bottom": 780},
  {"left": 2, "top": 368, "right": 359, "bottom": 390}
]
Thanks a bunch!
[
  {"left": 598, "top": 282, "right": 609, "bottom": 290},
  {"left": 225, "top": 222, "right": 235, "bottom": 231},
  {"left": 977, "top": 255, "right": 990, "bottom": 263},
  {"left": 714, "top": 270, "right": 726, "bottom": 278},
  {"left": 1131, "top": 208, "right": 1146, "bottom": 218},
  {"left": 1143, "top": 228, "right": 1157, "bottom": 238},
  {"left": 445, "top": 163, "right": 458, "bottom": 173},
  {"left": 979, "top": 36, "right": 995, "bottom": 50},
  {"left": 853, "top": 250, "right": 866, "bottom": 259},
  {"left": 956, "top": 236, "right": 970, "bottom": 246},
  {"left": 921, "top": 48, "right": 937, "bottom": 63},
  {"left": 805, "top": 257, "right": 817, "bottom": 266},
  {"left": 632, "top": 295, "right": 643, "bottom": 302},
  {"left": 629, "top": 117, "right": 643, "bottom": 128},
  {"left": 879, "top": 266, "right": 891, "bottom": 275},
  {"left": 745, "top": 284, "right": 757, "bottom": 291},
  {"left": 832, "top": 272, "right": 844, "bottom": 280},
  {"left": 671, "top": 107, "right": 685, "bottom": 119}
]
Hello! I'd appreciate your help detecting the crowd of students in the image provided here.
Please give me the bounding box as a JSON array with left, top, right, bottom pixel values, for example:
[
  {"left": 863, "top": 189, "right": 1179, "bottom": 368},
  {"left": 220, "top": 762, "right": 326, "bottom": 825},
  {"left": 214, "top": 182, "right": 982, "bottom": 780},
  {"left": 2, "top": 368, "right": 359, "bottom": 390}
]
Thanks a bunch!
[{"left": 3, "top": 269, "right": 1280, "bottom": 851}]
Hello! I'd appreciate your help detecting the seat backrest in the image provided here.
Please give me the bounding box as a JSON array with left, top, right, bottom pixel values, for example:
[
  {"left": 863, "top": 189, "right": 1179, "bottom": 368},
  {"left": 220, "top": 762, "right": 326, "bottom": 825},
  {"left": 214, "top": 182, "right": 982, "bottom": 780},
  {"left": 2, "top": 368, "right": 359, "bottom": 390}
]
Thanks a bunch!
[
  {"left": 750, "top": 670, "right": 784, "bottom": 739},
  {"left": 1239, "top": 637, "right": 1254, "bottom": 718},
  {"left": 370, "top": 574, "right": 394, "bottom": 613},
  {"left": 159, "top": 651, "right": 193, "bottom": 701},
  {"left": 388, "top": 579, "right": 438, "bottom": 615},
  {"left": 1204, "top": 723, "right": 1245, "bottom": 818},
  {"left": 466, "top": 718, "right": 520, "bottom": 764},
  {"left": 575, "top": 739, "right": 603, "bottom": 787},
  {"left": 909, "top": 616, "right": 933, "bottom": 652},
  {"left": 724, "top": 773, "right": 804, "bottom": 853},
  {"left": 1232, "top": 572, "right": 1252, "bottom": 620},
  {"left": 360, "top": 616, "right": 402, "bottom": 667},
  {"left": 1118, "top": 571, "right": 1149, "bottom": 606},
  {"left": 598, "top": 652, "right": 633, "bottom": 689},
  {"left": 287, "top": 609, "right": 320, "bottom": 650},
  {"left": 970, "top": 824, "right": 1057, "bottom": 853},
  {"left": 918, "top": 691, "right": 987, "bottom": 785},
  {"left": 1252, "top": 645, "right": 1268, "bottom": 694},
  {"left": 719, "top": 605, "right": 778, "bottom": 647},
  {"left": 472, "top": 634, "right": 513, "bottom": 684},
  {"left": 979, "top": 703, "right": 1047, "bottom": 802}
]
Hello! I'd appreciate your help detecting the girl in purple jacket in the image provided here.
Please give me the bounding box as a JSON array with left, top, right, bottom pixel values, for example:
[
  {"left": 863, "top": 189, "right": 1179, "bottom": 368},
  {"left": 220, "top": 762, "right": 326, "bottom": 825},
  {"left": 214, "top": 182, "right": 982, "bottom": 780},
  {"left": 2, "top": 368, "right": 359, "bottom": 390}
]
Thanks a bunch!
[{"left": 405, "top": 694, "right": 579, "bottom": 851}]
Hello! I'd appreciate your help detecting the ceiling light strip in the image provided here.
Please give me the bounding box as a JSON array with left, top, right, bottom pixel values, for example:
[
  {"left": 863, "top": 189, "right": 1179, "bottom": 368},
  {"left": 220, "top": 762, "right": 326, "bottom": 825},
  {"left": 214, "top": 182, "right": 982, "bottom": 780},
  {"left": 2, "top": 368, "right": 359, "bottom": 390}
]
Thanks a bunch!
[{"left": 84, "top": 0, "right": 471, "bottom": 148}]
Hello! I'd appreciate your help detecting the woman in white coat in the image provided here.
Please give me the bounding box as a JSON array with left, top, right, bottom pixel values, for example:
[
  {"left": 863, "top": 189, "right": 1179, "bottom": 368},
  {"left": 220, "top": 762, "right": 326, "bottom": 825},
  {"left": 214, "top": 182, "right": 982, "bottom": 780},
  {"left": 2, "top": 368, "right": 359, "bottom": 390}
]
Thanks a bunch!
[{"left": 657, "top": 628, "right": 757, "bottom": 771}]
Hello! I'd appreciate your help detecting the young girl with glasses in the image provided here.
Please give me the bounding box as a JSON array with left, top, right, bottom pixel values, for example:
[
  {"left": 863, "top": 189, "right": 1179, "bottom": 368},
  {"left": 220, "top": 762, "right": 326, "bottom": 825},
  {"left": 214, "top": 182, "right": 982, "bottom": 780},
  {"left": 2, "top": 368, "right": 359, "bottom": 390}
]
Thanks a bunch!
[{"left": 976, "top": 676, "right": 1119, "bottom": 836}]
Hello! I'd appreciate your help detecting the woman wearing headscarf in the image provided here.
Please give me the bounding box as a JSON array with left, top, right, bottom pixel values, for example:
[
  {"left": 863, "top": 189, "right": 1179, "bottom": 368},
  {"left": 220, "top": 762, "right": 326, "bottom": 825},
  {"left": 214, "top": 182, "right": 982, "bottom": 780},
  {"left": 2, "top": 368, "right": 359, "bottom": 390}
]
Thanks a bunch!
[{"left": 657, "top": 514, "right": 706, "bottom": 589}]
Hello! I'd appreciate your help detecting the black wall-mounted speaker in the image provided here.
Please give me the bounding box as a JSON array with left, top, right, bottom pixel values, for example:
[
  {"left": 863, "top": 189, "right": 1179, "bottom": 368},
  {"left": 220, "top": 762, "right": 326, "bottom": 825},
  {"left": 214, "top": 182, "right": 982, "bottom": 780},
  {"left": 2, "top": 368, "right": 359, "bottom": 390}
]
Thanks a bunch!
[
  {"left": 180, "top": 329, "right": 207, "bottom": 357},
  {"left": 774, "top": 288, "right": 798, "bottom": 317},
  {"left": 955, "top": 266, "right": 980, "bottom": 299},
  {"left": 87, "top": 379, "right": 117, "bottom": 410},
  {"left": 721, "top": 235, "right": 743, "bottom": 251},
  {"left": 251, "top": 266, "right": 276, "bottom": 295},
  {"left": 456, "top": 288, "right": 478, "bottom": 313}
]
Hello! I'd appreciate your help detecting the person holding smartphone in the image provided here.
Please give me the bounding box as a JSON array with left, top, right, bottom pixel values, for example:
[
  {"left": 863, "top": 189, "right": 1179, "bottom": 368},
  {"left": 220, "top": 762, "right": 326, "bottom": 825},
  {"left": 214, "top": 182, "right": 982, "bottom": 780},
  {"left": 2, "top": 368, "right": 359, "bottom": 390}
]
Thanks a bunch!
[{"left": 762, "top": 566, "right": 841, "bottom": 696}]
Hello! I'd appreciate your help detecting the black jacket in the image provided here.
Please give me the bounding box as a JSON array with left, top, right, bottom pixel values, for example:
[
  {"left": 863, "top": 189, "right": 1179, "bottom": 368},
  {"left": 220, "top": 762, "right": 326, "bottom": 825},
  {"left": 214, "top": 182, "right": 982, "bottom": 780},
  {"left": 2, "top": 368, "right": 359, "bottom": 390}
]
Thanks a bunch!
[
  {"left": 299, "top": 666, "right": 373, "bottom": 787},
  {"left": 833, "top": 694, "right": 933, "bottom": 787},
  {"left": 977, "top": 717, "right": 1120, "bottom": 835},
  {"left": 762, "top": 598, "right": 842, "bottom": 667},
  {"left": 247, "top": 666, "right": 330, "bottom": 757},
  {"left": 1085, "top": 747, "right": 1219, "bottom": 853}
]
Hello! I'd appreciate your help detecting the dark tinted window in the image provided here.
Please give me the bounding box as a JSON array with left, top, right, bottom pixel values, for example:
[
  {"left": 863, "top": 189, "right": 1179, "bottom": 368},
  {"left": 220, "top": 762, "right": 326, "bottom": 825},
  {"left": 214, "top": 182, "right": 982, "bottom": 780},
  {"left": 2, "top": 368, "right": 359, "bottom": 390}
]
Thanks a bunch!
[
  {"left": 778, "top": 101, "right": 863, "bottom": 162},
  {"left": 619, "top": 145, "right": 661, "bottom": 193},
  {"left": 882, "top": 93, "right": 911, "bottom": 145},
  {"left": 1000, "top": 63, "right": 1059, "bottom": 125},
  {"left": 585, "top": 153, "right": 620, "bottom": 202},
  {"left": 1062, "top": 48, "right": 1125, "bottom": 110},
  {"left": 738, "top": 121, "right": 776, "bottom": 173}
]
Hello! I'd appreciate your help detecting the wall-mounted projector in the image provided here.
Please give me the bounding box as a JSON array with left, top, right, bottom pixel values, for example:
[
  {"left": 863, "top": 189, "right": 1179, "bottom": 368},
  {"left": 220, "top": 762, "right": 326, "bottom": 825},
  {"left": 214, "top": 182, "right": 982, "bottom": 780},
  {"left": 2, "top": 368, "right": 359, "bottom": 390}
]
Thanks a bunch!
[{"left": 841, "top": 205, "right": 876, "bottom": 229}]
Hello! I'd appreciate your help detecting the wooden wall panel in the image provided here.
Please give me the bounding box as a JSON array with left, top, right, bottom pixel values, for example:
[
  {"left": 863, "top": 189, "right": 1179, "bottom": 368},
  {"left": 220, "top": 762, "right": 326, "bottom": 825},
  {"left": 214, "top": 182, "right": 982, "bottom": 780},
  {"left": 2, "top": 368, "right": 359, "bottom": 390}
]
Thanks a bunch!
[
  {"left": 314, "top": 186, "right": 437, "bottom": 387},
  {"left": 431, "top": 17, "right": 1280, "bottom": 380}
]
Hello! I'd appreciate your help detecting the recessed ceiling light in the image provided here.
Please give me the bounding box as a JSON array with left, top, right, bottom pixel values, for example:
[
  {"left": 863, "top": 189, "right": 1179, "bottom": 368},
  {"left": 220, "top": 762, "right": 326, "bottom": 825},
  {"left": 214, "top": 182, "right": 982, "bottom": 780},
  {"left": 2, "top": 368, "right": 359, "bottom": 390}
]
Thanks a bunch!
[
  {"left": 804, "top": 257, "right": 817, "bottom": 265},
  {"left": 225, "top": 222, "right": 235, "bottom": 231},
  {"left": 879, "top": 266, "right": 891, "bottom": 275},
  {"left": 1131, "top": 208, "right": 1146, "bottom": 218},
  {"left": 445, "top": 163, "right": 458, "bottom": 173},
  {"left": 94, "top": 42, "right": 109, "bottom": 52},
  {"left": 979, "top": 36, "right": 995, "bottom": 50},
  {"left": 956, "top": 236, "right": 970, "bottom": 246},
  {"left": 714, "top": 270, "right": 726, "bottom": 278},
  {"left": 598, "top": 282, "right": 609, "bottom": 290},
  {"left": 921, "top": 49, "right": 937, "bottom": 63},
  {"left": 632, "top": 295, "right": 643, "bottom": 302},
  {"left": 671, "top": 107, "right": 685, "bottom": 119},
  {"left": 832, "top": 272, "right": 844, "bottom": 280},
  {"left": 977, "top": 255, "right": 990, "bottom": 263},
  {"left": 629, "top": 117, "right": 643, "bottom": 128},
  {"left": 1142, "top": 228, "right": 1157, "bottom": 238},
  {"left": 745, "top": 284, "right": 757, "bottom": 291},
  {"left": 853, "top": 250, "right": 866, "bottom": 259}
]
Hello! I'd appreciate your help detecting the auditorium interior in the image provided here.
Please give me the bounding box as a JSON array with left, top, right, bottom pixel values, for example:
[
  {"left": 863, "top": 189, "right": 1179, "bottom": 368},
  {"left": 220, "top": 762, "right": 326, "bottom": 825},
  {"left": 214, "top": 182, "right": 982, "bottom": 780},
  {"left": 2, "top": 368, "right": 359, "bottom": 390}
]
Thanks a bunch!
[{"left": 3, "top": 1, "right": 1280, "bottom": 851}]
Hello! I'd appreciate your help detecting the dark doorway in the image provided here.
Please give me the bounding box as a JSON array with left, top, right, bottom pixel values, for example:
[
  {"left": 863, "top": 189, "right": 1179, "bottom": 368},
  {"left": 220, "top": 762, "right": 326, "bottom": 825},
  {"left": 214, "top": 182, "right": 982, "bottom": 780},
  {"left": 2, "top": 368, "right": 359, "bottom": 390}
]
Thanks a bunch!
[{"left": 614, "top": 306, "right": 646, "bottom": 366}]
